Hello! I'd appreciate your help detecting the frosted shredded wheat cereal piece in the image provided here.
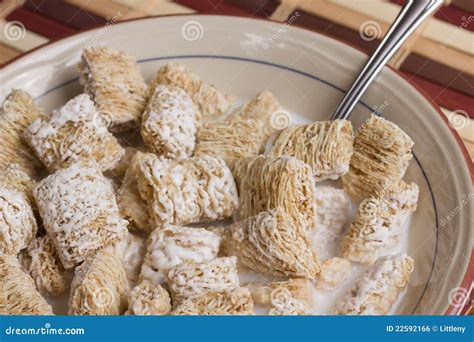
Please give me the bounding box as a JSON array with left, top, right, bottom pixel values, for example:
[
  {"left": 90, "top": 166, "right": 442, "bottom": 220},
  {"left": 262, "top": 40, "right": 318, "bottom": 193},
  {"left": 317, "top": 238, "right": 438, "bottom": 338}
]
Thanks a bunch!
[
  {"left": 141, "top": 85, "right": 201, "bottom": 159},
  {"left": 340, "top": 181, "right": 419, "bottom": 264},
  {"left": 173, "top": 288, "right": 254, "bottom": 315},
  {"left": 0, "top": 89, "right": 44, "bottom": 176},
  {"left": 228, "top": 90, "right": 282, "bottom": 137},
  {"left": 342, "top": 115, "right": 414, "bottom": 199},
  {"left": 136, "top": 154, "right": 238, "bottom": 228},
  {"left": 21, "top": 234, "right": 73, "bottom": 297},
  {"left": 316, "top": 257, "right": 352, "bottom": 290},
  {"left": 69, "top": 250, "right": 129, "bottom": 315},
  {"left": 382, "top": 181, "right": 419, "bottom": 214},
  {"left": 230, "top": 156, "right": 316, "bottom": 235},
  {"left": 167, "top": 256, "right": 240, "bottom": 302},
  {"left": 34, "top": 163, "right": 127, "bottom": 268},
  {"left": 107, "top": 232, "right": 146, "bottom": 285},
  {"left": 117, "top": 151, "right": 152, "bottom": 232},
  {"left": 79, "top": 46, "right": 147, "bottom": 132},
  {"left": 194, "top": 118, "right": 267, "bottom": 165},
  {"left": 0, "top": 254, "right": 53, "bottom": 315},
  {"left": 0, "top": 166, "right": 37, "bottom": 255},
  {"left": 271, "top": 120, "right": 354, "bottom": 181},
  {"left": 127, "top": 280, "right": 171, "bottom": 315},
  {"left": 0, "top": 163, "right": 36, "bottom": 205},
  {"left": 140, "top": 225, "right": 220, "bottom": 285},
  {"left": 194, "top": 91, "right": 283, "bottom": 164},
  {"left": 25, "top": 94, "right": 124, "bottom": 172},
  {"left": 148, "top": 63, "right": 233, "bottom": 119},
  {"left": 335, "top": 253, "right": 414, "bottom": 315},
  {"left": 221, "top": 208, "right": 320, "bottom": 278}
]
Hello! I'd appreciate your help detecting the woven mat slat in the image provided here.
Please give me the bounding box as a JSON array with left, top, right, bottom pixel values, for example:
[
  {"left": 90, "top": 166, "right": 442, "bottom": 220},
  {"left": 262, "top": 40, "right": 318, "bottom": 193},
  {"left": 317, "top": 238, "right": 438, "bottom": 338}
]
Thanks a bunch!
[
  {"left": 6, "top": 7, "right": 76, "bottom": 39},
  {"left": 0, "top": 17, "right": 48, "bottom": 51},
  {"left": 0, "top": 42, "right": 20, "bottom": 64},
  {"left": 24, "top": 0, "right": 108, "bottom": 29},
  {"left": 65, "top": 0, "right": 148, "bottom": 20},
  {"left": 121, "top": 0, "right": 196, "bottom": 16}
]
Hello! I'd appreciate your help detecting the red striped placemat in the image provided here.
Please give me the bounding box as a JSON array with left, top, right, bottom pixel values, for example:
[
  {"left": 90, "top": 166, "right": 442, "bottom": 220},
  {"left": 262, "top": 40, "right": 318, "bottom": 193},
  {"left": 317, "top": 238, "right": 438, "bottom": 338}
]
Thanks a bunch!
[{"left": 0, "top": 0, "right": 472, "bottom": 162}]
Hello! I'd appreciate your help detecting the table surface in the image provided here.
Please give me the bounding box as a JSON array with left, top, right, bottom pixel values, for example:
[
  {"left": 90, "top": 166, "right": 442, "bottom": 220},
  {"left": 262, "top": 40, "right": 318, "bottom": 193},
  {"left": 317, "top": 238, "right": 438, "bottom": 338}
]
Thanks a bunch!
[
  {"left": 0, "top": 0, "right": 472, "bottom": 162},
  {"left": 0, "top": 0, "right": 472, "bottom": 315}
]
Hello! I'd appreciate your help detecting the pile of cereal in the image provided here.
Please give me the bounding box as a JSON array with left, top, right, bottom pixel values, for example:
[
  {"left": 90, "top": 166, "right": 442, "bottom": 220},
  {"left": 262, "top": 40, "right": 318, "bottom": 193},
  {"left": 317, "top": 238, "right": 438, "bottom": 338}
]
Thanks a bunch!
[{"left": 0, "top": 46, "right": 418, "bottom": 316}]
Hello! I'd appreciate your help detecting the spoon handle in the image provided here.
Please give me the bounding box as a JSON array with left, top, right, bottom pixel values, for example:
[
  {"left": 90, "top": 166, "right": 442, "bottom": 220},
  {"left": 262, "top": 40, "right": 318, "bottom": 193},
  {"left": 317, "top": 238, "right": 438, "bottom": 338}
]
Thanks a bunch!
[{"left": 330, "top": 0, "right": 443, "bottom": 121}]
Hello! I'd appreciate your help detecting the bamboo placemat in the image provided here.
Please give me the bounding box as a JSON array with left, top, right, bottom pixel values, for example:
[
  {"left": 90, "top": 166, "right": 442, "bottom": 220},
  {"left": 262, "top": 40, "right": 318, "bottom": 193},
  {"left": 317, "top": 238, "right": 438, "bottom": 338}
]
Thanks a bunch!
[
  {"left": 0, "top": 0, "right": 472, "bottom": 315},
  {"left": 0, "top": 0, "right": 471, "bottom": 161},
  {"left": 0, "top": 0, "right": 473, "bottom": 149}
]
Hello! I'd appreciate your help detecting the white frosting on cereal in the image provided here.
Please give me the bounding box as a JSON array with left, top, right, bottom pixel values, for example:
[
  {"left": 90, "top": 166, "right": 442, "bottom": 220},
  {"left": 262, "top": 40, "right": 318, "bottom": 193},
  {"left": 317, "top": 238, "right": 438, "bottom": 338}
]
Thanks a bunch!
[
  {"left": 0, "top": 186, "right": 37, "bottom": 255},
  {"left": 137, "top": 154, "right": 238, "bottom": 227},
  {"left": 26, "top": 94, "right": 123, "bottom": 172},
  {"left": 34, "top": 163, "right": 127, "bottom": 268},
  {"left": 140, "top": 225, "right": 220, "bottom": 285},
  {"left": 335, "top": 253, "right": 414, "bottom": 315},
  {"left": 141, "top": 85, "right": 201, "bottom": 159},
  {"left": 167, "top": 256, "right": 239, "bottom": 302}
]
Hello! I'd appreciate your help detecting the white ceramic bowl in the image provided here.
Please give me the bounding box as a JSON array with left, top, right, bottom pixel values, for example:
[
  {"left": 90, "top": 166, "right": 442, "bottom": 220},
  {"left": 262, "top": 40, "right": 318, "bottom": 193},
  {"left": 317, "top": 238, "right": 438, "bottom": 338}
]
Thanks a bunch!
[{"left": 1, "top": 15, "right": 472, "bottom": 315}]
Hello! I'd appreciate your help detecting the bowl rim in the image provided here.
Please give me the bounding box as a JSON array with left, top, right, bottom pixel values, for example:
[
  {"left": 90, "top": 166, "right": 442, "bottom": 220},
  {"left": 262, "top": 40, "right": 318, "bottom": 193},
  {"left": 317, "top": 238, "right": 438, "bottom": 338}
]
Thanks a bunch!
[
  {"left": 1, "top": 13, "right": 472, "bottom": 315},
  {"left": 3, "top": 13, "right": 471, "bottom": 178}
]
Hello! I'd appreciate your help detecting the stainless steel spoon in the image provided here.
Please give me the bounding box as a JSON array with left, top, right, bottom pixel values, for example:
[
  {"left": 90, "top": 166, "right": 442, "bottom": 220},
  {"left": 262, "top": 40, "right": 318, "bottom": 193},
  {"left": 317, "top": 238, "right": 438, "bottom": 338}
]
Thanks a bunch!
[{"left": 330, "top": 0, "right": 443, "bottom": 121}]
